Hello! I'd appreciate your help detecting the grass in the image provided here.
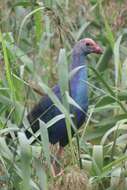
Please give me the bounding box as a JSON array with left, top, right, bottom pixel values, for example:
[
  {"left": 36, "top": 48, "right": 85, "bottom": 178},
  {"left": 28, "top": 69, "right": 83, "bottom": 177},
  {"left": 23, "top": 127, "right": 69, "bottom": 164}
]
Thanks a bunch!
[{"left": 0, "top": 0, "right": 127, "bottom": 189}]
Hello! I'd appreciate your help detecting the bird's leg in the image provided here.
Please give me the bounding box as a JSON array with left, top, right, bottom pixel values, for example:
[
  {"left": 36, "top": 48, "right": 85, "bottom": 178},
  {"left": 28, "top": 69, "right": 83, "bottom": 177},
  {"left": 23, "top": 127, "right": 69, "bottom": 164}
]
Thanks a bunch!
[{"left": 51, "top": 145, "right": 64, "bottom": 177}]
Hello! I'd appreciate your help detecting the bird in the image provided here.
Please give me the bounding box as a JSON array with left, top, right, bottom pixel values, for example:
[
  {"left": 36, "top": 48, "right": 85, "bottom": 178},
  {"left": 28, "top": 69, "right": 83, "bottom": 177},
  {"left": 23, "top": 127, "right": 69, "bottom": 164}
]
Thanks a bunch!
[{"left": 25, "top": 38, "right": 102, "bottom": 176}]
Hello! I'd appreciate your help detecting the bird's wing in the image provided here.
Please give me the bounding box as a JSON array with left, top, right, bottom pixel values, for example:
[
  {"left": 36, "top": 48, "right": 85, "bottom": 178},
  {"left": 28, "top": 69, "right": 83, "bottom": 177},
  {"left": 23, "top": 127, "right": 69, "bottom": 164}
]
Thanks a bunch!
[{"left": 27, "top": 84, "right": 61, "bottom": 125}]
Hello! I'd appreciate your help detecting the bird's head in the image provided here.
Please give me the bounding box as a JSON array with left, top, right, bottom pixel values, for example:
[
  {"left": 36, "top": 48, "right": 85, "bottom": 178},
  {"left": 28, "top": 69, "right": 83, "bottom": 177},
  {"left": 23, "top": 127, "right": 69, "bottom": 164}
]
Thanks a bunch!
[{"left": 73, "top": 38, "right": 103, "bottom": 56}]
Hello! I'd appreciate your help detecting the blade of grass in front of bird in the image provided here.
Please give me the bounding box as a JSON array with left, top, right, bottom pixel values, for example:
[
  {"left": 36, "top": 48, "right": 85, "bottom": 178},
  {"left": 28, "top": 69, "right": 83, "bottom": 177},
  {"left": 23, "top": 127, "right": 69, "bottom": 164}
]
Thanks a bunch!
[
  {"left": 38, "top": 81, "right": 76, "bottom": 164},
  {"left": 66, "top": 91, "right": 85, "bottom": 113},
  {"left": 80, "top": 106, "right": 95, "bottom": 143},
  {"left": 58, "top": 48, "right": 76, "bottom": 164},
  {"left": 18, "top": 132, "right": 32, "bottom": 190},
  {"left": 34, "top": 158, "right": 48, "bottom": 190},
  {"left": 28, "top": 114, "right": 66, "bottom": 144},
  {"left": 39, "top": 119, "right": 51, "bottom": 175},
  {"left": 58, "top": 49, "right": 69, "bottom": 107}
]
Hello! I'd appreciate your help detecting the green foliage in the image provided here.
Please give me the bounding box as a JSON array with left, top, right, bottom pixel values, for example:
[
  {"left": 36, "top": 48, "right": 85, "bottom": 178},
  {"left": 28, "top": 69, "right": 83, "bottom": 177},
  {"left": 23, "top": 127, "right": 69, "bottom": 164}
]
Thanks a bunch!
[{"left": 0, "top": 0, "right": 127, "bottom": 190}]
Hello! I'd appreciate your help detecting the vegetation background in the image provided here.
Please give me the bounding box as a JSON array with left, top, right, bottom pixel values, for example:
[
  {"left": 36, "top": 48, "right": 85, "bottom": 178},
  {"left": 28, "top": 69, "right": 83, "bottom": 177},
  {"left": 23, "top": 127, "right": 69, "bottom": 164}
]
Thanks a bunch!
[{"left": 0, "top": 0, "right": 127, "bottom": 189}]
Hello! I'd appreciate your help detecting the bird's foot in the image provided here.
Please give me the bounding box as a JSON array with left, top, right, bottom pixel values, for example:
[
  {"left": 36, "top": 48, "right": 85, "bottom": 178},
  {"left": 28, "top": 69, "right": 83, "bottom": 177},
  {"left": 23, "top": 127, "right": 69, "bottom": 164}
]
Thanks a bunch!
[
  {"left": 51, "top": 163, "right": 64, "bottom": 177},
  {"left": 50, "top": 145, "right": 64, "bottom": 177}
]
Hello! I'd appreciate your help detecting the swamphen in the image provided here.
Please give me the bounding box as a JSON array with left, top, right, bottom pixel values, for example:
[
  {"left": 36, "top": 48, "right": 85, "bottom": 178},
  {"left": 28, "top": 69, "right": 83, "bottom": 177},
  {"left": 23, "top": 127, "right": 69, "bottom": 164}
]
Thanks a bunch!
[{"left": 26, "top": 38, "right": 102, "bottom": 175}]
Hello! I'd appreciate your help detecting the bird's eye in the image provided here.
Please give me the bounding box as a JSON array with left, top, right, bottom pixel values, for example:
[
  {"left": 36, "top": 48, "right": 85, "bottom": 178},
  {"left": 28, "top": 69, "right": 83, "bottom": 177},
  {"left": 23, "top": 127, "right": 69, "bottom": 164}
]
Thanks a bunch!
[{"left": 86, "top": 42, "right": 90, "bottom": 46}]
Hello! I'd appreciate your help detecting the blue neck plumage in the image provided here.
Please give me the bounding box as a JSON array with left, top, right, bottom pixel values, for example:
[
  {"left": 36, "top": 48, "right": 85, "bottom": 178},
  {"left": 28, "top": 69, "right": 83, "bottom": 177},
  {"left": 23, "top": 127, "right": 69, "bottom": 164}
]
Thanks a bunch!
[
  {"left": 71, "top": 52, "right": 86, "bottom": 69},
  {"left": 70, "top": 51, "right": 88, "bottom": 111}
]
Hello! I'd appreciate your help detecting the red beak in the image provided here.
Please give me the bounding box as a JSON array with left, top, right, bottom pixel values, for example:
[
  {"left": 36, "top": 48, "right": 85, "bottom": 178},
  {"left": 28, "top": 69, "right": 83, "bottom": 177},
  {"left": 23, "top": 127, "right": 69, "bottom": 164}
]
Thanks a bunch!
[{"left": 94, "top": 45, "right": 103, "bottom": 54}]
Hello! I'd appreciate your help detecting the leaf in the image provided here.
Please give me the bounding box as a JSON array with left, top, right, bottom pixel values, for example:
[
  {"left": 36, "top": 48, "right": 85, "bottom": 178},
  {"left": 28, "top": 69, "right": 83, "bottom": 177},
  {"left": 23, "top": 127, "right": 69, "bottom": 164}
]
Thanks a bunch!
[
  {"left": 38, "top": 81, "right": 76, "bottom": 132},
  {"left": 13, "top": 1, "right": 32, "bottom": 7},
  {"left": 34, "top": 158, "right": 48, "bottom": 190},
  {"left": 5, "top": 37, "right": 34, "bottom": 73},
  {"left": 18, "top": 7, "right": 45, "bottom": 43},
  {"left": 28, "top": 114, "right": 66, "bottom": 144},
  {"left": 0, "top": 137, "right": 13, "bottom": 161},
  {"left": 47, "top": 114, "right": 66, "bottom": 128},
  {"left": 92, "top": 155, "right": 127, "bottom": 183},
  {"left": 58, "top": 48, "right": 69, "bottom": 107},
  {"left": 0, "top": 31, "right": 16, "bottom": 100},
  {"left": 90, "top": 66, "right": 127, "bottom": 113},
  {"left": 0, "top": 127, "right": 19, "bottom": 135},
  {"left": 96, "top": 91, "right": 127, "bottom": 107},
  {"left": 93, "top": 145, "right": 103, "bottom": 171},
  {"left": 69, "top": 66, "right": 85, "bottom": 79},
  {"left": 58, "top": 48, "right": 76, "bottom": 163},
  {"left": 43, "top": 0, "right": 52, "bottom": 7},
  {"left": 114, "top": 35, "right": 122, "bottom": 87},
  {"left": 66, "top": 91, "right": 84, "bottom": 113},
  {"left": 122, "top": 58, "right": 127, "bottom": 89},
  {"left": 75, "top": 22, "right": 90, "bottom": 41},
  {"left": 100, "top": 3, "right": 115, "bottom": 49},
  {"left": 97, "top": 46, "right": 112, "bottom": 72},
  {"left": 39, "top": 120, "right": 51, "bottom": 172},
  {"left": 93, "top": 114, "right": 127, "bottom": 128},
  {"left": 101, "top": 119, "right": 127, "bottom": 145},
  {"left": 34, "top": 6, "right": 43, "bottom": 44},
  {"left": 18, "top": 132, "right": 32, "bottom": 190}
]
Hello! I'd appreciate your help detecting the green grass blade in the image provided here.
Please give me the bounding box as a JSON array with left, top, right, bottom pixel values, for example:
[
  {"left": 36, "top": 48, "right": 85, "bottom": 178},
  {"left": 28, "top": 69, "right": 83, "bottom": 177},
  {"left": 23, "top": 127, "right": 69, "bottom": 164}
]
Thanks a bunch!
[
  {"left": 58, "top": 48, "right": 75, "bottom": 163},
  {"left": 34, "top": 5, "right": 43, "bottom": 44},
  {"left": 0, "top": 30, "right": 16, "bottom": 100},
  {"left": 18, "top": 132, "right": 32, "bottom": 190},
  {"left": 34, "top": 158, "right": 48, "bottom": 190},
  {"left": 100, "top": 2, "right": 115, "bottom": 49},
  {"left": 18, "top": 7, "right": 44, "bottom": 43},
  {"left": 38, "top": 81, "right": 76, "bottom": 163},
  {"left": 90, "top": 66, "right": 127, "bottom": 113},
  {"left": 93, "top": 145, "right": 103, "bottom": 171},
  {"left": 39, "top": 120, "right": 51, "bottom": 173},
  {"left": 114, "top": 35, "right": 122, "bottom": 87}
]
